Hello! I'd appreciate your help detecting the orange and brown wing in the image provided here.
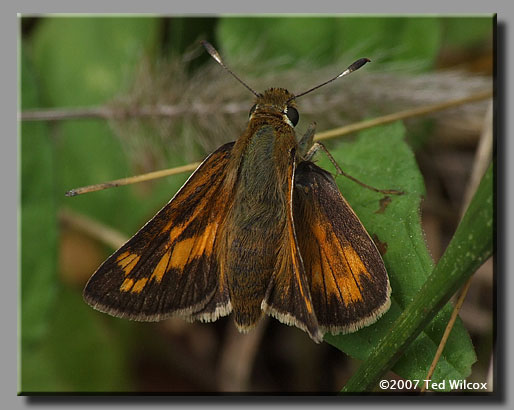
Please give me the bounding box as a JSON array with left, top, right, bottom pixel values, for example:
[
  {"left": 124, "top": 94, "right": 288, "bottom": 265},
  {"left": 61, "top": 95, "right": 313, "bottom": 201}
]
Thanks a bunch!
[
  {"left": 262, "top": 150, "right": 323, "bottom": 343},
  {"left": 292, "top": 160, "right": 391, "bottom": 335},
  {"left": 83, "top": 142, "right": 235, "bottom": 322}
]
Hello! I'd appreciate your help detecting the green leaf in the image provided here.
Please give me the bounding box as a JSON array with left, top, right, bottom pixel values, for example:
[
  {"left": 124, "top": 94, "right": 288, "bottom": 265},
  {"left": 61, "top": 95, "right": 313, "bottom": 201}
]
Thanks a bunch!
[
  {"left": 442, "top": 16, "right": 493, "bottom": 48},
  {"left": 334, "top": 17, "right": 441, "bottom": 71},
  {"left": 20, "top": 286, "right": 131, "bottom": 393},
  {"left": 332, "top": 17, "right": 408, "bottom": 64},
  {"left": 217, "top": 17, "right": 338, "bottom": 67},
  {"left": 20, "top": 45, "right": 57, "bottom": 347},
  {"left": 20, "top": 43, "right": 60, "bottom": 392},
  {"left": 313, "top": 122, "right": 476, "bottom": 390},
  {"left": 396, "top": 18, "right": 441, "bottom": 70},
  {"left": 217, "top": 16, "right": 442, "bottom": 72},
  {"left": 32, "top": 16, "right": 160, "bottom": 106},
  {"left": 342, "top": 162, "right": 492, "bottom": 392}
]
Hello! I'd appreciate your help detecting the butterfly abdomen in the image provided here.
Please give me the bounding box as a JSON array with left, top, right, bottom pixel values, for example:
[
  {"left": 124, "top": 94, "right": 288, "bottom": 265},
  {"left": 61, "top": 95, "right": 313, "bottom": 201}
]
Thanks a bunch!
[{"left": 220, "top": 123, "right": 294, "bottom": 331}]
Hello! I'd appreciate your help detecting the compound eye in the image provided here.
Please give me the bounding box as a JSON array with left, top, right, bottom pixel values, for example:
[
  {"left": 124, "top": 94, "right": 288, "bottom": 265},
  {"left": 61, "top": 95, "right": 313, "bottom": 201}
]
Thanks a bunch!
[
  {"left": 249, "top": 104, "right": 257, "bottom": 117},
  {"left": 285, "top": 106, "right": 299, "bottom": 126}
]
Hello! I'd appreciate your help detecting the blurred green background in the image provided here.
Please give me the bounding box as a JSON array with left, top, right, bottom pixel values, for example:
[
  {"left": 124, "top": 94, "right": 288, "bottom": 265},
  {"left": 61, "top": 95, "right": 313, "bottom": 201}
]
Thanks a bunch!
[{"left": 19, "top": 15, "right": 493, "bottom": 393}]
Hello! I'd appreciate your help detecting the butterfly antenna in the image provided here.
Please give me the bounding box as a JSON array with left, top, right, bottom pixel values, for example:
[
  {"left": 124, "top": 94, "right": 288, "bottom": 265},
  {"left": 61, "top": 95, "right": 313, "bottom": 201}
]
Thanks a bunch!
[
  {"left": 290, "top": 58, "right": 371, "bottom": 102},
  {"left": 201, "top": 40, "right": 261, "bottom": 98}
]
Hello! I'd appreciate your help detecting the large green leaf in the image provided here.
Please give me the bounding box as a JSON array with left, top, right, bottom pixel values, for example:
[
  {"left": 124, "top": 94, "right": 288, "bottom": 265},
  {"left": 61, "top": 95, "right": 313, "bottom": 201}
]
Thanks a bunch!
[
  {"left": 20, "top": 45, "right": 57, "bottom": 351},
  {"left": 217, "top": 17, "right": 340, "bottom": 68},
  {"left": 21, "top": 286, "right": 132, "bottom": 393},
  {"left": 32, "top": 16, "right": 160, "bottom": 106},
  {"left": 314, "top": 122, "right": 476, "bottom": 390},
  {"left": 217, "top": 16, "right": 442, "bottom": 72},
  {"left": 441, "top": 16, "right": 494, "bottom": 48}
]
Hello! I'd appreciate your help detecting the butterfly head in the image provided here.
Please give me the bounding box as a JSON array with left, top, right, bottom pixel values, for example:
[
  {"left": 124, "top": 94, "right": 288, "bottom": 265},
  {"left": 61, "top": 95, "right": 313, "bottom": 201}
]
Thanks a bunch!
[
  {"left": 201, "top": 40, "right": 369, "bottom": 130},
  {"left": 249, "top": 88, "right": 299, "bottom": 128}
]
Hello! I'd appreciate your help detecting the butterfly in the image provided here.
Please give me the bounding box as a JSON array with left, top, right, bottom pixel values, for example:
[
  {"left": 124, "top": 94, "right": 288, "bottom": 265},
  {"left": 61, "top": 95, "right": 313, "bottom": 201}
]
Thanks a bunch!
[{"left": 83, "top": 42, "right": 392, "bottom": 343}]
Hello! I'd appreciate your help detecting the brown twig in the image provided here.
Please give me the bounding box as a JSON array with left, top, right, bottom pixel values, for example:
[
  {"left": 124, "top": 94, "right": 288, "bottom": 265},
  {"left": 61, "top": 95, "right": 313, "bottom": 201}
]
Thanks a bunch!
[
  {"left": 65, "top": 90, "right": 492, "bottom": 197},
  {"left": 20, "top": 106, "right": 114, "bottom": 121},
  {"left": 419, "top": 279, "right": 473, "bottom": 393},
  {"left": 314, "top": 90, "right": 492, "bottom": 143},
  {"left": 65, "top": 162, "right": 201, "bottom": 197},
  {"left": 19, "top": 102, "right": 245, "bottom": 122}
]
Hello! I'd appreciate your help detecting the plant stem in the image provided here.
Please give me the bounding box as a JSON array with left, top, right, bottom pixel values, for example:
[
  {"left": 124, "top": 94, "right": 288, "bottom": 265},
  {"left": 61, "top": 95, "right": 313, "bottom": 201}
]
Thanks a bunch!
[{"left": 342, "top": 163, "right": 493, "bottom": 393}]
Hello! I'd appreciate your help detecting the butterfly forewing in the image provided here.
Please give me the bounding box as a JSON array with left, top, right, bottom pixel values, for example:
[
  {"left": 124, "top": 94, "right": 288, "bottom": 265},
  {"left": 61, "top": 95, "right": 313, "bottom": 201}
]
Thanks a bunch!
[
  {"left": 292, "top": 160, "right": 391, "bottom": 335},
  {"left": 83, "top": 142, "right": 235, "bottom": 321}
]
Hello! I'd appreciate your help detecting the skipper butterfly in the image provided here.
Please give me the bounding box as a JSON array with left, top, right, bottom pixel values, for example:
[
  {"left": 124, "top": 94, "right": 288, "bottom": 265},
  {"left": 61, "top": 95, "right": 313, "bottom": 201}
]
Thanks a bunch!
[{"left": 83, "top": 42, "right": 393, "bottom": 343}]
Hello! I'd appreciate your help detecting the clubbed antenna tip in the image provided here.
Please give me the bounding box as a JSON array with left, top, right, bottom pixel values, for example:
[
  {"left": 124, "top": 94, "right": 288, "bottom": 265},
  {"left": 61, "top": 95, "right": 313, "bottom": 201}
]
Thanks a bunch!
[
  {"left": 201, "top": 40, "right": 260, "bottom": 98},
  {"left": 291, "top": 57, "right": 371, "bottom": 101}
]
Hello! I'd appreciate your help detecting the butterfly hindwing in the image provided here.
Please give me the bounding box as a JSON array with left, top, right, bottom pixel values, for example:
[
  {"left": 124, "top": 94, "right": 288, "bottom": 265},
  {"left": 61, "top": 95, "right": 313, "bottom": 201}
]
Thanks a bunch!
[
  {"left": 83, "top": 142, "right": 235, "bottom": 322},
  {"left": 262, "top": 150, "right": 323, "bottom": 343},
  {"left": 292, "top": 160, "right": 391, "bottom": 335}
]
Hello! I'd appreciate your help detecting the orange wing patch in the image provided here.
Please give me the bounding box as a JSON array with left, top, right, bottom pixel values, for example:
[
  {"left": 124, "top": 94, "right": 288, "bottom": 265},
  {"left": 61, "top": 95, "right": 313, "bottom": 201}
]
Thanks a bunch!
[
  {"left": 150, "top": 249, "right": 171, "bottom": 283},
  {"left": 293, "top": 160, "right": 391, "bottom": 335},
  {"left": 307, "top": 220, "right": 372, "bottom": 306},
  {"left": 116, "top": 252, "right": 141, "bottom": 276},
  {"left": 119, "top": 277, "right": 149, "bottom": 294},
  {"left": 119, "top": 278, "right": 134, "bottom": 292},
  {"left": 132, "top": 278, "right": 149, "bottom": 293},
  {"left": 169, "top": 237, "right": 197, "bottom": 270},
  {"left": 168, "top": 222, "right": 218, "bottom": 271}
]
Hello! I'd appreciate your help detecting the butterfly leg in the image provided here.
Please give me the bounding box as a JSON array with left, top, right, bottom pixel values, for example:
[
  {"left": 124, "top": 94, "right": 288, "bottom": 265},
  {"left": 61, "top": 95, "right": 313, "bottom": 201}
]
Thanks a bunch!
[
  {"left": 298, "top": 122, "right": 317, "bottom": 158},
  {"left": 305, "top": 142, "right": 404, "bottom": 195}
]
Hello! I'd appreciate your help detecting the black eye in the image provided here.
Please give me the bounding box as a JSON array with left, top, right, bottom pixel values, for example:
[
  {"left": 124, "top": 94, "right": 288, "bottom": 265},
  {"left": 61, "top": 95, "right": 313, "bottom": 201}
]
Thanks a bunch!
[
  {"left": 285, "top": 106, "right": 299, "bottom": 126},
  {"left": 249, "top": 104, "right": 257, "bottom": 117}
]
